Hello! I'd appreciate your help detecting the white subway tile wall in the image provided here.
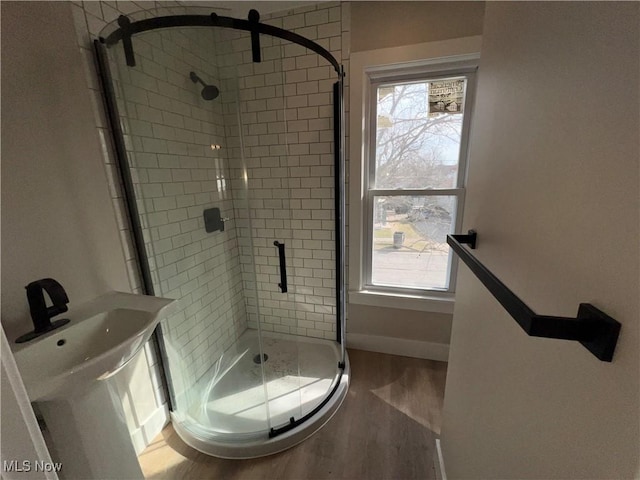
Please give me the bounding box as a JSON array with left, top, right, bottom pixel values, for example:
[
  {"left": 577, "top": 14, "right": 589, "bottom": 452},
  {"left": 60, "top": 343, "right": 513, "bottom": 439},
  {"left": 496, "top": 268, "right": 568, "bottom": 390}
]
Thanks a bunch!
[{"left": 72, "top": 0, "right": 351, "bottom": 447}]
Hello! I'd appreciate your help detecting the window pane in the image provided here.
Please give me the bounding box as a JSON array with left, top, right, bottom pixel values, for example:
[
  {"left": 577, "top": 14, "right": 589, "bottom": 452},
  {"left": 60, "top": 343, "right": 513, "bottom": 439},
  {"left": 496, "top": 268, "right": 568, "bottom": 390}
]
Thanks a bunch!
[
  {"left": 371, "top": 195, "right": 456, "bottom": 290},
  {"left": 375, "top": 78, "right": 466, "bottom": 189}
]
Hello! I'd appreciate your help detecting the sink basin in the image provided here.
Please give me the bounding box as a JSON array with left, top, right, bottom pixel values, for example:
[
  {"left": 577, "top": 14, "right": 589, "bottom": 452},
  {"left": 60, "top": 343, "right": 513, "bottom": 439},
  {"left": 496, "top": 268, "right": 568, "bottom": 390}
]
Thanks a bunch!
[{"left": 13, "top": 291, "right": 176, "bottom": 401}]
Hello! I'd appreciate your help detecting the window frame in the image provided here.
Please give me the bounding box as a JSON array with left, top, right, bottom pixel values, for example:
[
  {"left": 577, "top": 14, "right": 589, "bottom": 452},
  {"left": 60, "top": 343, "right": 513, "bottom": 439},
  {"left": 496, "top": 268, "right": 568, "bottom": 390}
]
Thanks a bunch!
[
  {"left": 350, "top": 53, "right": 479, "bottom": 313},
  {"left": 347, "top": 35, "right": 482, "bottom": 318},
  {"left": 361, "top": 60, "right": 478, "bottom": 299}
]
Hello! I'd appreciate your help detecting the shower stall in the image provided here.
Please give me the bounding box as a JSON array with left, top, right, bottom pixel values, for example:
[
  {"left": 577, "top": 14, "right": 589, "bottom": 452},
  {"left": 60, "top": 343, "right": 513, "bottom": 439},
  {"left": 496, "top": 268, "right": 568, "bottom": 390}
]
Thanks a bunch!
[{"left": 95, "top": 6, "right": 348, "bottom": 458}]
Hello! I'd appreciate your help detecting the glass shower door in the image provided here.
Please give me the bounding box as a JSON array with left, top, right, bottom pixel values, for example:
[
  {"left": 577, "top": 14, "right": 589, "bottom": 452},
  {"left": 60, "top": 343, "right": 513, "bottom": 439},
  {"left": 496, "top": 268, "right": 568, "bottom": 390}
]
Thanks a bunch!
[
  {"left": 232, "top": 31, "right": 304, "bottom": 433},
  {"left": 251, "top": 34, "right": 341, "bottom": 434},
  {"left": 269, "top": 35, "right": 342, "bottom": 429}
]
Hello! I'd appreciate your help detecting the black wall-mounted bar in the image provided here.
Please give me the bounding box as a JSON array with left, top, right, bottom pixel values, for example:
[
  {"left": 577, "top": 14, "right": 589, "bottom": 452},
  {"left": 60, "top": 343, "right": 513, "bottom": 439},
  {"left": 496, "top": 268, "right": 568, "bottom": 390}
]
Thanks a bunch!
[
  {"left": 102, "top": 13, "right": 341, "bottom": 74},
  {"left": 273, "top": 241, "right": 288, "bottom": 293},
  {"left": 447, "top": 230, "right": 621, "bottom": 362}
]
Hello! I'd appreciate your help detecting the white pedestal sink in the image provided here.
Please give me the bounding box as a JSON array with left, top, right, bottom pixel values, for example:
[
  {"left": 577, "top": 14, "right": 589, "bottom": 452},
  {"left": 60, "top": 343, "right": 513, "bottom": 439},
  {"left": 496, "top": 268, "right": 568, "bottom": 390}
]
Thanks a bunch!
[{"left": 12, "top": 292, "right": 176, "bottom": 480}]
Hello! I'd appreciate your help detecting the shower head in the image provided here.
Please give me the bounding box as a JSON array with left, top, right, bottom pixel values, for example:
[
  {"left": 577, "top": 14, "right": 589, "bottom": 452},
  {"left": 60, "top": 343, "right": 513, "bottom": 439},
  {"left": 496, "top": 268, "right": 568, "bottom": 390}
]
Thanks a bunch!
[
  {"left": 200, "top": 84, "right": 220, "bottom": 101},
  {"left": 189, "top": 71, "right": 219, "bottom": 101}
]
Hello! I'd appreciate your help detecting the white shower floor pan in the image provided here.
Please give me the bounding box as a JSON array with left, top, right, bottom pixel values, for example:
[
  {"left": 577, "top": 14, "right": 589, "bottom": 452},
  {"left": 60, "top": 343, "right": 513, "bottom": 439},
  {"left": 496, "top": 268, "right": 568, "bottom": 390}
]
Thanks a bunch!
[{"left": 171, "top": 330, "right": 349, "bottom": 458}]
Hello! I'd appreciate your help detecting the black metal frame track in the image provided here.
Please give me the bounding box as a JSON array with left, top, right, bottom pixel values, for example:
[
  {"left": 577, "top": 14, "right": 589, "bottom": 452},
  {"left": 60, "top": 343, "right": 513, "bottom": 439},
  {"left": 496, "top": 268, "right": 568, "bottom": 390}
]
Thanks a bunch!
[
  {"left": 101, "top": 13, "right": 341, "bottom": 75},
  {"left": 447, "top": 230, "right": 621, "bottom": 362},
  {"left": 333, "top": 80, "right": 343, "bottom": 344}
]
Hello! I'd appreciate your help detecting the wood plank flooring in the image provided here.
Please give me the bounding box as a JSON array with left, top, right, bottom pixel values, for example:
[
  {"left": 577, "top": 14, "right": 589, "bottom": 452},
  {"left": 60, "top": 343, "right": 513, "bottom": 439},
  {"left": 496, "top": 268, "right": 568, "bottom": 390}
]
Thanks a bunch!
[{"left": 138, "top": 349, "right": 448, "bottom": 480}]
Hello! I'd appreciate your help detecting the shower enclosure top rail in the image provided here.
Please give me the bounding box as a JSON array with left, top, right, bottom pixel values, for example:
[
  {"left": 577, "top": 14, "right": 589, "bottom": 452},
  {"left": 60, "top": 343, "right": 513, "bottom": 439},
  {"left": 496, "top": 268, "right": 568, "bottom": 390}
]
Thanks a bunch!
[{"left": 100, "top": 12, "right": 342, "bottom": 75}]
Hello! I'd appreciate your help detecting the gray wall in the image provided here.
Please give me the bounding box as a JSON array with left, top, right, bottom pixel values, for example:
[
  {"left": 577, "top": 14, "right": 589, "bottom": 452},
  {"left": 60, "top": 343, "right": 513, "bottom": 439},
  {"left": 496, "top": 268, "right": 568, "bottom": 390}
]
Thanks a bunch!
[
  {"left": 350, "top": 1, "right": 485, "bottom": 52},
  {"left": 348, "top": 305, "right": 452, "bottom": 345},
  {"left": 0, "top": 1, "right": 131, "bottom": 340},
  {"left": 440, "top": 2, "right": 639, "bottom": 477}
]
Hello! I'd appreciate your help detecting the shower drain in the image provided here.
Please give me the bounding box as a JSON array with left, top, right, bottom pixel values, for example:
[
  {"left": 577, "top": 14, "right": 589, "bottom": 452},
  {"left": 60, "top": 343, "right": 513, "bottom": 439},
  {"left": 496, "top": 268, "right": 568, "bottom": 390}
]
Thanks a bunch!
[{"left": 253, "top": 353, "right": 268, "bottom": 364}]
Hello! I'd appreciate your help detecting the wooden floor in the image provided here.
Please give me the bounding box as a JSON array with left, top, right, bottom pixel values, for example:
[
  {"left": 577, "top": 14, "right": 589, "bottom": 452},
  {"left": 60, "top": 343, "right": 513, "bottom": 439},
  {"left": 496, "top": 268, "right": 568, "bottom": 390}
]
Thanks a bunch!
[{"left": 138, "top": 349, "right": 448, "bottom": 480}]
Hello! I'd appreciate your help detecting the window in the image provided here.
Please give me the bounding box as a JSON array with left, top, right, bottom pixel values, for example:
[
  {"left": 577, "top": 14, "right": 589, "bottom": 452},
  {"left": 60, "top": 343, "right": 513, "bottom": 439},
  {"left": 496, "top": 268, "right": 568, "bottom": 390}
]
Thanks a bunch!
[{"left": 363, "top": 62, "right": 477, "bottom": 297}]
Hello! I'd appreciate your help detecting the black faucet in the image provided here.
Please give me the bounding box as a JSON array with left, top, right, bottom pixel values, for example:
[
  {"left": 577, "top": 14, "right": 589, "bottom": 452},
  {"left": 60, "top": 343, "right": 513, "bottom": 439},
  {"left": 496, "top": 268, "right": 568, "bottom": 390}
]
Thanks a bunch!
[{"left": 15, "top": 278, "right": 71, "bottom": 343}]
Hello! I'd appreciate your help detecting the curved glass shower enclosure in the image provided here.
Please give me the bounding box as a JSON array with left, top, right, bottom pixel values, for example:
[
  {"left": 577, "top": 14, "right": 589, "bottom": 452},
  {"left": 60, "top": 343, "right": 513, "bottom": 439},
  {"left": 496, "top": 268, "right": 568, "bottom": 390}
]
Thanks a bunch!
[{"left": 95, "top": 6, "right": 347, "bottom": 458}]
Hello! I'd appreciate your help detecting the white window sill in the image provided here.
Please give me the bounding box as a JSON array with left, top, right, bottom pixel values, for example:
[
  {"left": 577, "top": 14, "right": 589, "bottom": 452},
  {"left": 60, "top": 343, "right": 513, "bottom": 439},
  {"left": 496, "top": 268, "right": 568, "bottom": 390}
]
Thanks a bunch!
[{"left": 348, "top": 290, "right": 455, "bottom": 314}]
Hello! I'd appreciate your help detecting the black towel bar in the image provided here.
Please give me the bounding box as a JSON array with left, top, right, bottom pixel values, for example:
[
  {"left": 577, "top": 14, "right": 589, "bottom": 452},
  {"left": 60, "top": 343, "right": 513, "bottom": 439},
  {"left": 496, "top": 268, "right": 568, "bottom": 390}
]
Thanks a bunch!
[{"left": 447, "top": 230, "right": 621, "bottom": 362}]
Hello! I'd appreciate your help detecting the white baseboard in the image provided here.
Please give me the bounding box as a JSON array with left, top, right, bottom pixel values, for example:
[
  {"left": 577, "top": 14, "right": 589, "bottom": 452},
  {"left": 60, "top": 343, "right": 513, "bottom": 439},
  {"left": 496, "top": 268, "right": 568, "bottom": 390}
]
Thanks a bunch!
[
  {"left": 347, "top": 333, "right": 449, "bottom": 362},
  {"left": 435, "top": 438, "right": 447, "bottom": 480}
]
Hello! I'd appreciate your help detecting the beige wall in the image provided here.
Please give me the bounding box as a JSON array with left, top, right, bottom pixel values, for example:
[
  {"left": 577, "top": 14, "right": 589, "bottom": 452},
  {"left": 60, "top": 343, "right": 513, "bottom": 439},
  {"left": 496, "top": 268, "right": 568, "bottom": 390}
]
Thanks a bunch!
[
  {"left": 441, "top": 2, "right": 639, "bottom": 478},
  {"left": 1, "top": 1, "right": 130, "bottom": 339},
  {"left": 350, "top": 1, "right": 484, "bottom": 53},
  {"left": 349, "top": 304, "right": 451, "bottom": 344}
]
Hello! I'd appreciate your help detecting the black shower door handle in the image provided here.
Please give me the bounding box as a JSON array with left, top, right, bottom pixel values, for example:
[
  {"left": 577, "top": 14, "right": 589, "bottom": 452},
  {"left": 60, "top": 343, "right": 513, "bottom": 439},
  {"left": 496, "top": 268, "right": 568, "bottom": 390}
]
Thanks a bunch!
[{"left": 273, "top": 241, "right": 288, "bottom": 293}]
